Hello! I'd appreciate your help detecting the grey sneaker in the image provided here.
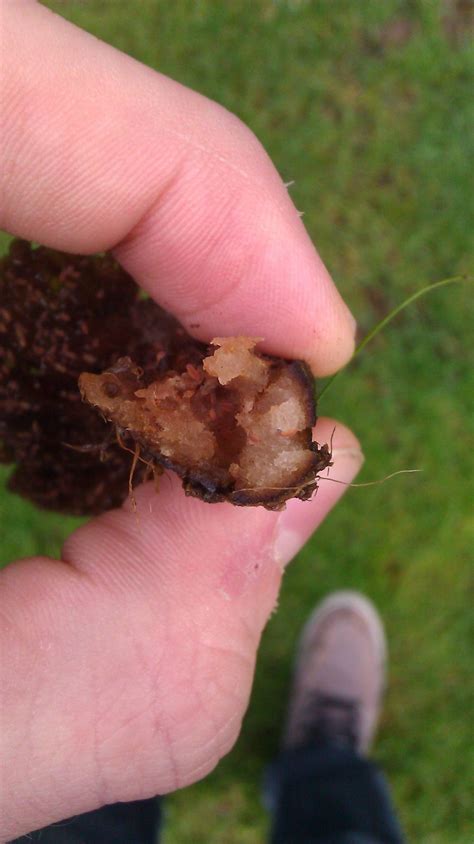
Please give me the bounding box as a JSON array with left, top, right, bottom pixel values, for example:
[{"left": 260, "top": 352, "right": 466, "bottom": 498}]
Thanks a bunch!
[{"left": 283, "top": 591, "right": 387, "bottom": 755}]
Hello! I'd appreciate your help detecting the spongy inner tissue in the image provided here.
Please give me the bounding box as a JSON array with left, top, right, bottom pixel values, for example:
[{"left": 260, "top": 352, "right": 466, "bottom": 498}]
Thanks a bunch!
[{"left": 79, "top": 336, "right": 316, "bottom": 492}]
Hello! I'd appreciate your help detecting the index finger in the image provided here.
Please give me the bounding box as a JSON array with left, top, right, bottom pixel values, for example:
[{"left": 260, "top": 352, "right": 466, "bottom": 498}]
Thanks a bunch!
[{"left": 1, "top": 1, "right": 355, "bottom": 375}]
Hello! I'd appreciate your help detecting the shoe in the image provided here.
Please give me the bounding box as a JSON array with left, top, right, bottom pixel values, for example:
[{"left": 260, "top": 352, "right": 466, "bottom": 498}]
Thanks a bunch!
[{"left": 283, "top": 591, "right": 387, "bottom": 755}]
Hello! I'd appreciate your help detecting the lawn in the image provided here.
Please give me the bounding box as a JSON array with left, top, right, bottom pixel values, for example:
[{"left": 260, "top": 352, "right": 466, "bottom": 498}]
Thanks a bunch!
[{"left": 1, "top": 1, "right": 473, "bottom": 841}]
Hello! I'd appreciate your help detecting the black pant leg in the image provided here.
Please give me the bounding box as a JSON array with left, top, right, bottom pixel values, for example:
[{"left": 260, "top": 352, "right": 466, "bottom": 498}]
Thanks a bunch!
[
  {"left": 9, "top": 796, "right": 162, "bottom": 844},
  {"left": 267, "top": 745, "right": 404, "bottom": 844}
]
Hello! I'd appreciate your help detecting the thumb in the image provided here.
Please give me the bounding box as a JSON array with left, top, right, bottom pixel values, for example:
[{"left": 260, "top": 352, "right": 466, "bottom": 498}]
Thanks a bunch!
[{"left": 0, "top": 420, "right": 362, "bottom": 840}]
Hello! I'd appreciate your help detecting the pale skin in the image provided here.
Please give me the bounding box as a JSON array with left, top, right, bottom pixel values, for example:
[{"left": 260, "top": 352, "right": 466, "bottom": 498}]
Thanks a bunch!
[{"left": 0, "top": 2, "right": 363, "bottom": 839}]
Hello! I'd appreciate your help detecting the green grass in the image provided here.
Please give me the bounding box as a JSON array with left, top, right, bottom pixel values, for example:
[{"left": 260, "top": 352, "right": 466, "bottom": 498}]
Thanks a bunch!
[{"left": 2, "top": 1, "right": 473, "bottom": 840}]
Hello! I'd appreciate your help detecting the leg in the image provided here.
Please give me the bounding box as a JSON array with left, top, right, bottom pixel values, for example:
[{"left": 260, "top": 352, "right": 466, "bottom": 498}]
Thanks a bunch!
[
  {"left": 267, "top": 745, "right": 402, "bottom": 843},
  {"left": 9, "top": 797, "right": 163, "bottom": 844},
  {"left": 265, "top": 592, "right": 405, "bottom": 844}
]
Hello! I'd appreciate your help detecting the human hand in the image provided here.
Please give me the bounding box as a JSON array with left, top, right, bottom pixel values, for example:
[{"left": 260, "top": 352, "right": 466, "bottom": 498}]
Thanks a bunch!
[{"left": 0, "top": 3, "right": 361, "bottom": 839}]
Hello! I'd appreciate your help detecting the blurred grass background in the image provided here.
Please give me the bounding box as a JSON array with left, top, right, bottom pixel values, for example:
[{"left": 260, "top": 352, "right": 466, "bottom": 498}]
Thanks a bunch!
[{"left": 1, "top": 1, "right": 473, "bottom": 841}]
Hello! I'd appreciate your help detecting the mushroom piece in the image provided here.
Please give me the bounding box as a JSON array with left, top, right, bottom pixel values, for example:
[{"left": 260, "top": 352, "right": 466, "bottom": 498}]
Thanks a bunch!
[{"left": 1, "top": 240, "right": 331, "bottom": 515}]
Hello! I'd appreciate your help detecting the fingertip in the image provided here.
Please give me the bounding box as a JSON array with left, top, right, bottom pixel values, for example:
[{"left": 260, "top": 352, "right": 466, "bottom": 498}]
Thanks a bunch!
[
  {"left": 306, "top": 312, "right": 357, "bottom": 377},
  {"left": 313, "top": 416, "right": 362, "bottom": 453},
  {"left": 274, "top": 417, "right": 362, "bottom": 568}
]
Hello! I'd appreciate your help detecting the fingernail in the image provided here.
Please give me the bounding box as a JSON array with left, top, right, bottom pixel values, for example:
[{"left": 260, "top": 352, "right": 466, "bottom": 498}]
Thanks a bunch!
[{"left": 273, "top": 446, "right": 364, "bottom": 569}]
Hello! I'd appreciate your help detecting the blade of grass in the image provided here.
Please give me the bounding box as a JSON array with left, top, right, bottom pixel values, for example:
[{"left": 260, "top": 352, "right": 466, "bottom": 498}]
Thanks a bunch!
[{"left": 317, "top": 274, "right": 473, "bottom": 401}]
